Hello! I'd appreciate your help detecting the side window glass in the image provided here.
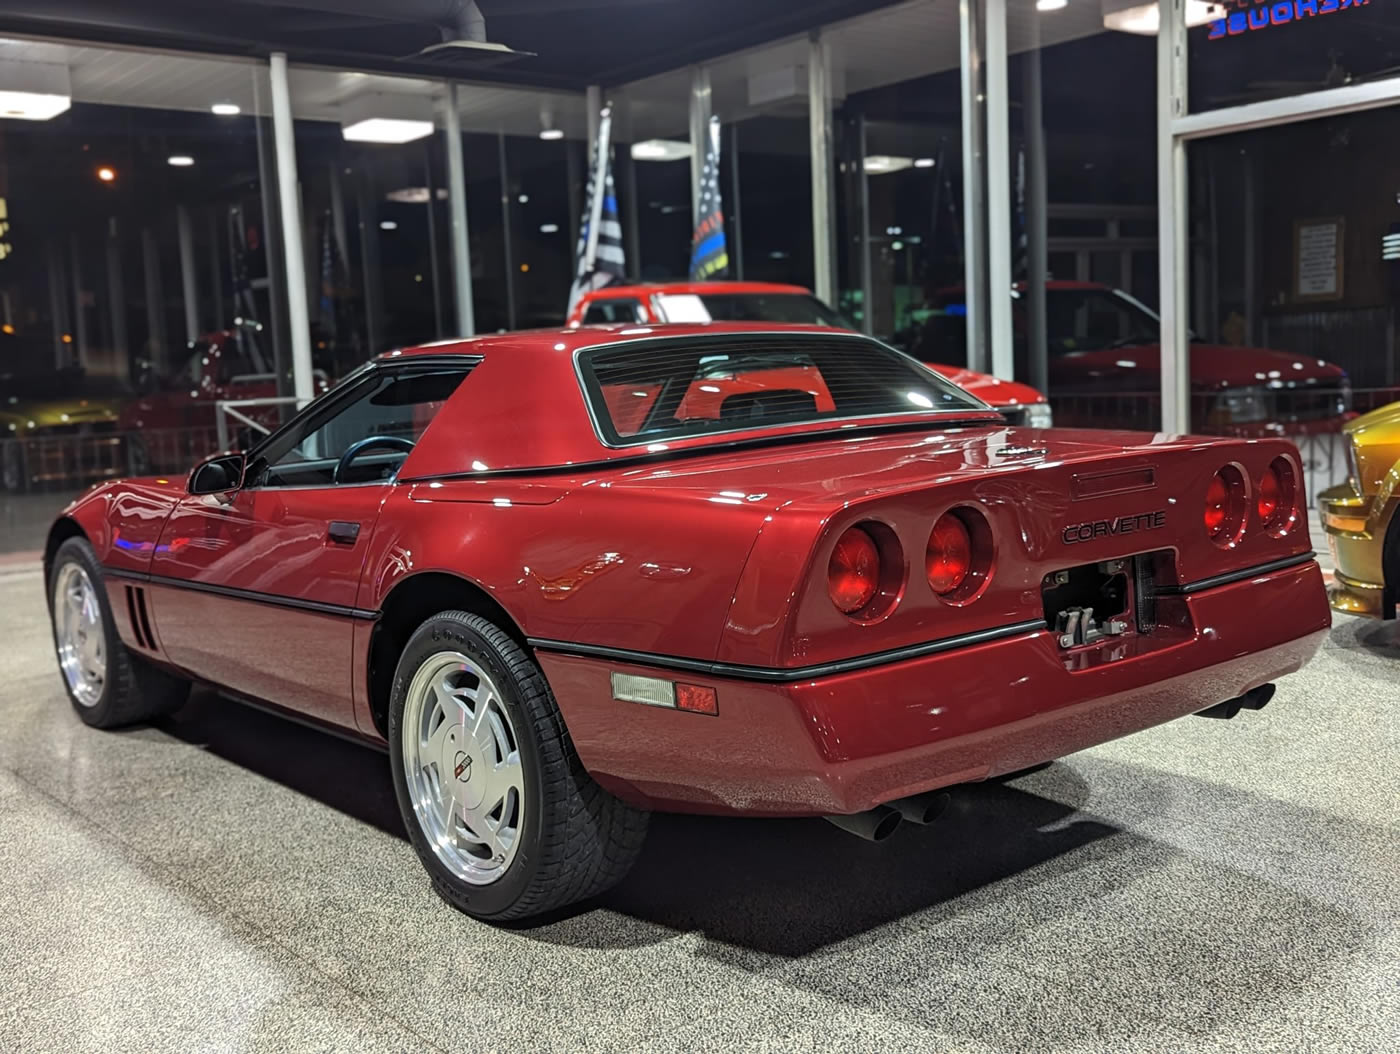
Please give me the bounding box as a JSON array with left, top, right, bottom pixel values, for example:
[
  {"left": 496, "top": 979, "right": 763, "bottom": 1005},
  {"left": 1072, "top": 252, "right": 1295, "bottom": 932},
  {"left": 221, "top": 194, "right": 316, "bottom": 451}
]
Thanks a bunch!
[
  {"left": 583, "top": 299, "right": 642, "bottom": 324},
  {"left": 250, "top": 366, "right": 470, "bottom": 488}
]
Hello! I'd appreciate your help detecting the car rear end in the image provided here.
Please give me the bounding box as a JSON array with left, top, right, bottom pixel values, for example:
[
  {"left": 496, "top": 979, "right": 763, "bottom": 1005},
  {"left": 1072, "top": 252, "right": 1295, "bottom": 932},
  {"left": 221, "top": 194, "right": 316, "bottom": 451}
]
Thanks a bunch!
[{"left": 544, "top": 432, "right": 1329, "bottom": 817}]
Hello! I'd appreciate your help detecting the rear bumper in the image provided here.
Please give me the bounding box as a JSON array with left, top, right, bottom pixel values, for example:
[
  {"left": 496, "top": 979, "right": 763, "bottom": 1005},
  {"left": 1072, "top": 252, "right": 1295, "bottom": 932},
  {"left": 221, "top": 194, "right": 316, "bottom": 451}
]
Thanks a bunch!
[
  {"left": 542, "top": 560, "right": 1331, "bottom": 816},
  {"left": 1319, "top": 483, "right": 1392, "bottom": 618}
]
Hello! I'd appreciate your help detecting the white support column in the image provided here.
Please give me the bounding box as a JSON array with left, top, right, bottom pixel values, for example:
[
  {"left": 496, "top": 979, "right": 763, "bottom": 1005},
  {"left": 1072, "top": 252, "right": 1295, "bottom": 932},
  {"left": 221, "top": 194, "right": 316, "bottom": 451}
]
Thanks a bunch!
[
  {"left": 443, "top": 83, "right": 476, "bottom": 337},
  {"left": 1025, "top": 47, "right": 1050, "bottom": 397},
  {"left": 586, "top": 84, "right": 603, "bottom": 161},
  {"left": 958, "top": 0, "right": 987, "bottom": 373},
  {"left": 1158, "top": 0, "right": 1189, "bottom": 434},
  {"left": 268, "top": 52, "right": 315, "bottom": 406},
  {"left": 688, "top": 69, "right": 711, "bottom": 227},
  {"left": 808, "top": 30, "right": 834, "bottom": 306},
  {"left": 176, "top": 205, "right": 200, "bottom": 343},
  {"left": 984, "top": 0, "right": 1013, "bottom": 381}
]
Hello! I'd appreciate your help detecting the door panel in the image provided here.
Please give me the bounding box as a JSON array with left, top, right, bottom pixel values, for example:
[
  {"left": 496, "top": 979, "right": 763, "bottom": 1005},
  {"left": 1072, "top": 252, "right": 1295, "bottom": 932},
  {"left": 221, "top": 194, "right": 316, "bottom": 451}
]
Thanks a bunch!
[{"left": 149, "top": 484, "right": 388, "bottom": 728}]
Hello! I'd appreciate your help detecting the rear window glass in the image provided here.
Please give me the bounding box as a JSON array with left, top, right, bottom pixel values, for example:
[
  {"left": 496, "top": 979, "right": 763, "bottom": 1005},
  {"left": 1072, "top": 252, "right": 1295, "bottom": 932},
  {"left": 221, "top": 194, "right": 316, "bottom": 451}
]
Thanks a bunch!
[{"left": 577, "top": 335, "right": 989, "bottom": 445}]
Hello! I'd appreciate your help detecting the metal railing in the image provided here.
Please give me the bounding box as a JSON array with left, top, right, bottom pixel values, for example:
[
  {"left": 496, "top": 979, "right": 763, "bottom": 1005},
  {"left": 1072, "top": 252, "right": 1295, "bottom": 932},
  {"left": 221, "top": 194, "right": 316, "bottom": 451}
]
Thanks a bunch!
[{"left": 214, "top": 396, "right": 298, "bottom": 451}]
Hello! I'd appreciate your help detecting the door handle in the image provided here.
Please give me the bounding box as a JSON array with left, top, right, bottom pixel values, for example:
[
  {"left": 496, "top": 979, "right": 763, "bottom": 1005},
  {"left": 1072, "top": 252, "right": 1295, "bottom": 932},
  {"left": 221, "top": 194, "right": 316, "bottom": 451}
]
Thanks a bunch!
[{"left": 327, "top": 521, "right": 362, "bottom": 545}]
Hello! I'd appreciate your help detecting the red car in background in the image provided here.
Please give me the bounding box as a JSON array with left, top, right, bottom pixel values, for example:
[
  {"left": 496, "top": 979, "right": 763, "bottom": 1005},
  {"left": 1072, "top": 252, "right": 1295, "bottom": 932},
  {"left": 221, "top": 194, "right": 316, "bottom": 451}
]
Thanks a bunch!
[
  {"left": 121, "top": 327, "right": 329, "bottom": 470},
  {"left": 46, "top": 323, "right": 1329, "bottom": 922},
  {"left": 568, "top": 280, "right": 1054, "bottom": 428},
  {"left": 903, "top": 281, "right": 1353, "bottom": 436}
]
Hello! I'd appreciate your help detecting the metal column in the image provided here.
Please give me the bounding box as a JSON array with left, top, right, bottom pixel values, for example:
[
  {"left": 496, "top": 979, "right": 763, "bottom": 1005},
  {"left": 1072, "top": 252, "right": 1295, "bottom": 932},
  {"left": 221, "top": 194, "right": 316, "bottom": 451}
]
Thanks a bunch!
[
  {"left": 688, "top": 70, "right": 711, "bottom": 226},
  {"left": 728, "top": 122, "right": 743, "bottom": 280},
  {"left": 959, "top": 0, "right": 988, "bottom": 373},
  {"left": 808, "top": 30, "right": 835, "bottom": 306},
  {"left": 105, "top": 218, "right": 127, "bottom": 365},
  {"left": 498, "top": 131, "right": 516, "bottom": 330},
  {"left": 1158, "top": 0, "right": 1189, "bottom": 434},
  {"left": 140, "top": 228, "right": 164, "bottom": 370},
  {"left": 46, "top": 241, "right": 68, "bottom": 368},
  {"left": 176, "top": 205, "right": 200, "bottom": 342},
  {"left": 1024, "top": 49, "right": 1049, "bottom": 396},
  {"left": 856, "top": 114, "right": 873, "bottom": 335},
  {"left": 443, "top": 83, "right": 475, "bottom": 337},
  {"left": 424, "top": 141, "right": 444, "bottom": 340},
  {"left": 69, "top": 234, "right": 89, "bottom": 368},
  {"left": 206, "top": 211, "right": 225, "bottom": 331},
  {"left": 985, "top": 0, "right": 1013, "bottom": 381},
  {"left": 268, "top": 51, "right": 315, "bottom": 406}
]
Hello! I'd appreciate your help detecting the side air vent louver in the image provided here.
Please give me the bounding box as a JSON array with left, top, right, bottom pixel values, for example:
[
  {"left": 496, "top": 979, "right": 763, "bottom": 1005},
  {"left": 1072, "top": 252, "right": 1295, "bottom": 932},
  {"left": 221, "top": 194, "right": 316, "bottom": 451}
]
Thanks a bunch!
[{"left": 124, "top": 585, "right": 157, "bottom": 650}]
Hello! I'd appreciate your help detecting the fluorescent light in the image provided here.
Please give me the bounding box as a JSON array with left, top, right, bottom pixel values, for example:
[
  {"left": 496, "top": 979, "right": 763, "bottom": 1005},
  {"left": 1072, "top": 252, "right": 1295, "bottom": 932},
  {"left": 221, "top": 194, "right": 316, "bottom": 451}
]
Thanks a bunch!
[
  {"left": 340, "top": 93, "right": 435, "bottom": 144},
  {"left": 167, "top": 155, "right": 194, "bottom": 167},
  {"left": 864, "top": 155, "right": 914, "bottom": 175},
  {"left": 0, "top": 59, "right": 72, "bottom": 121},
  {"left": 1102, "top": 0, "right": 1223, "bottom": 34},
  {"left": 539, "top": 223, "right": 559, "bottom": 234},
  {"left": 538, "top": 128, "right": 564, "bottom": 140},
  {"left": 385, "top": 187, "right": 448, "bottom": 204},
  {"left": 211, "top": 102, "right": 240, "bottom": 116},
  {"left": 342, "top": 117, "right": 433, "bottom": 144},
  {"left": 1037, "top": 0, "right": 1068, "bottom": 9},
  {"left": 631, "top": 139, "right": 691, "bottom": 162},
  {"left": 379, "top": 220, "right": 398, "bottom": 230},
  {"left": 913, "top": 157, "right": 936, "bottom": 168}
]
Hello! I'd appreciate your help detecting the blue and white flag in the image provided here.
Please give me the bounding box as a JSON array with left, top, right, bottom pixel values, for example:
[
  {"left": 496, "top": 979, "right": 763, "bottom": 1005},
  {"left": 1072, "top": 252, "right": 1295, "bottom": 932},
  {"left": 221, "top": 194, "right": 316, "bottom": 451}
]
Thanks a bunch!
[
  {"left": 689, "top": 115, "right": 728, "bottom": 280},
  {"left": 567, "top": 106, "right": 626, "bottom": 316}
]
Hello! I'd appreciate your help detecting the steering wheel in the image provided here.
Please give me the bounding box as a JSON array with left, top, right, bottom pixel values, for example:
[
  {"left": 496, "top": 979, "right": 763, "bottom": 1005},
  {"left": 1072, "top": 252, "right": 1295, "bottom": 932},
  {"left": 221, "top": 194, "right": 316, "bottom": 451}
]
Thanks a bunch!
[{"left": 333, "top": 435, "right": 416, "bottom": 484}]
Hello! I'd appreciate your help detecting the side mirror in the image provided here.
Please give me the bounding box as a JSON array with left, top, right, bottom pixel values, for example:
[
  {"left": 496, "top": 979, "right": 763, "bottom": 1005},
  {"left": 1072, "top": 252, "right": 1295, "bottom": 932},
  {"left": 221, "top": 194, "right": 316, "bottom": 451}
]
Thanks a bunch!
[{"left": 189, "top": 452, "right": 245, "bottom": 496}]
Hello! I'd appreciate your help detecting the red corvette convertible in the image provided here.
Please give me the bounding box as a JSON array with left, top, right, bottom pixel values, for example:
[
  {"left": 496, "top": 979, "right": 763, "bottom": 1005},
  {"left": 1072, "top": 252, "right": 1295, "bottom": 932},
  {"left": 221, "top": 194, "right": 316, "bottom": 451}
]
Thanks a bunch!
[{"left": 45, "top": 323, "right": 1330, "bottom": 921}]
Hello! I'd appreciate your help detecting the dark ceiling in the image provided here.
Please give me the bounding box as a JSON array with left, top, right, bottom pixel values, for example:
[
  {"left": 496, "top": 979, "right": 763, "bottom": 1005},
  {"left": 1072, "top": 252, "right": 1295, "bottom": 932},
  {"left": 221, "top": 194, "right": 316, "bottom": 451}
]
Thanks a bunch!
[{"left": 0, "top": 0, "right": 906, "bottom": 90}]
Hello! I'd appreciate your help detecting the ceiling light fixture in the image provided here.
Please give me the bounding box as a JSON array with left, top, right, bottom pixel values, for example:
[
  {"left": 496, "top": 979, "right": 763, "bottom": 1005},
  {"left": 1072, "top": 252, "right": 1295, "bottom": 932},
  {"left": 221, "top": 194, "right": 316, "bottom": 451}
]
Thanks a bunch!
[
  {"left": 0, "top": 59, "right": 72, "bottom": 121},
  {"left": 913, "top": 157, "right": 936, "bottom": 169},
  {"left": 539, "top": 223, "right": 559, "bottom": 234},
  {"left": 864, "top": 155, "right": 914, "bottom": 175},
  {"left": 1101, "top": 0, "right": 1223, "bottom": 33},
  {"left": 340, "top": 93, "right": 434, "bottom": 144},
  {"left": 380, "top": 220, "right": 398, "bottom": 231},
  {"left": 96, "top": 166, "right": 116, "bottom": 183},
  {"left": 167, "top": 155, "right": 194, "bottom": 167},
  {"left": 211, "top": 102, "right": 241, "bottom": 116},
  {"left": 631, "top": 139, "right": 692, "bottom": 162},
  {"left": 539, "top": 128, "right": 564, "bottom": 141},
  {"left": 1037, "top": 0, "right": 1068, "bottom": 10}
]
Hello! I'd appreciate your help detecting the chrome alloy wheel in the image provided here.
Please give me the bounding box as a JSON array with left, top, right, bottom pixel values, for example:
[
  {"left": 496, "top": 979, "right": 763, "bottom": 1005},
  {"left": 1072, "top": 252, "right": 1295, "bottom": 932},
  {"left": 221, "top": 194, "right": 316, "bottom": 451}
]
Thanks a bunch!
[
  {"left": 401, "top": 651, "right": 526, "bottom": 885},
  {"left": 53, "top": 563, "right": 106, "bottom": 707}
]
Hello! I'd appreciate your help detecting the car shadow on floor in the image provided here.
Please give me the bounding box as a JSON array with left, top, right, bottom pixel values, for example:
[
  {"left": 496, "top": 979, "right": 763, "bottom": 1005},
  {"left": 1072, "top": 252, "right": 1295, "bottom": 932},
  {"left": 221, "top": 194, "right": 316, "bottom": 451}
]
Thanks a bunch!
[{"left": 158, "top": 686, "right": 1121, "bottom": 958}]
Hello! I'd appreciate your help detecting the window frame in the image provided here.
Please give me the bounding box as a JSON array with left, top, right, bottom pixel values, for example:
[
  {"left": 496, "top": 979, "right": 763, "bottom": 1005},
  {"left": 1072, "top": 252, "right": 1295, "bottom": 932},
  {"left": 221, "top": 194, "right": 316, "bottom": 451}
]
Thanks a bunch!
[
  {"left": 571, "top": 331, "right": 996, "bottom": 449},
  {"left": 241, "top": 354, "right": 480, "bottom": 490}
]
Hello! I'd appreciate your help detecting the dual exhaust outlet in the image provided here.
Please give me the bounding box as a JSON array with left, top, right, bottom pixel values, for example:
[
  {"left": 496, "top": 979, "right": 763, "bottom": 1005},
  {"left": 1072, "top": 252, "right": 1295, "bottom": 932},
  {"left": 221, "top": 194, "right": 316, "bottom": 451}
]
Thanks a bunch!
[{"left": 825, "top": 683, "right": 1277, "bottom": 842}]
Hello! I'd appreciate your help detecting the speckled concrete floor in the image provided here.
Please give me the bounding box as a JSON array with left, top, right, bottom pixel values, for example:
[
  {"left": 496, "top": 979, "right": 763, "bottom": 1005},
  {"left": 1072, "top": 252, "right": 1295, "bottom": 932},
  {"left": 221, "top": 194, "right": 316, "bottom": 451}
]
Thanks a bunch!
[{"left": 0, "top": 553, "right": 1395, "bottom": 1054}]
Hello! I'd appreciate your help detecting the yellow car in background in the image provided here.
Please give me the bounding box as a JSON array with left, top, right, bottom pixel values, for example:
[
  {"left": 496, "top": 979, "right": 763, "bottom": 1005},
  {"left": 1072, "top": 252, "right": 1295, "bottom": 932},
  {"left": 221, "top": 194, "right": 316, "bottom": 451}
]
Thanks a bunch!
[
  {"left": 1, "top": 369, "right": 127, "bottom": 492},
  {"left": 1320, "top": 401, "right": 1400, "bottom": 618}
]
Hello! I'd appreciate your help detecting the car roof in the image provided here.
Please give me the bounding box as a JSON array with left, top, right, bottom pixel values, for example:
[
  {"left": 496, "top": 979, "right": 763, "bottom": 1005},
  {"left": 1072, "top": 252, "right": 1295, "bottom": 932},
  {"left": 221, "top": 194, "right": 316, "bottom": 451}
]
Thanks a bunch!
[
  {"left": 388, "top": 323, "right": 1000, "bottom": 478},
  {"left": 583, "top": 280, "right": 812, "bottom": 299}
]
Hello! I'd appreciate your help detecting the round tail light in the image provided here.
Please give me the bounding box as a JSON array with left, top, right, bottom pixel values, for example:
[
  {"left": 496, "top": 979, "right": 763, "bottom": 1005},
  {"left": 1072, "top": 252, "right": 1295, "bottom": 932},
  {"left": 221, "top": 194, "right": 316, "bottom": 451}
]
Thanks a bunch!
[
  {"left": 926, "top": 512, "right": 973, "bottom": 595},
  {"left": 1258, "top": 457, "right": 1298, "bottom": 534},
  {"left": 1205, "top": 465, "right": 1247, "bottom": 547},
  {"left": 828, "top": 527, "right": 880, "bottom": 614}
]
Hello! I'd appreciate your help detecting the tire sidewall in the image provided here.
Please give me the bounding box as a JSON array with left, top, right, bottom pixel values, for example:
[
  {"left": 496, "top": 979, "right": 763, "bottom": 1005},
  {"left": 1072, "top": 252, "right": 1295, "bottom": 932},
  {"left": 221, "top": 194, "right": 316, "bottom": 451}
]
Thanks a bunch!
[
  {"left": 48, "top": 537, "right": 119, "bottom": 722},
  {"left": 387, "top": 614, "right": 549, "bottom": 921}
]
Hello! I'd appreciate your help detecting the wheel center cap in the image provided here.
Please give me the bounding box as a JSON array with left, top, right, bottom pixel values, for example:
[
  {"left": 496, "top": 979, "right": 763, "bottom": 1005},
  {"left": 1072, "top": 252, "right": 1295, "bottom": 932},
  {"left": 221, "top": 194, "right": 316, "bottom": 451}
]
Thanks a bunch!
[{"left": 441, "top": 727, "right": 485, "bottom": 810}]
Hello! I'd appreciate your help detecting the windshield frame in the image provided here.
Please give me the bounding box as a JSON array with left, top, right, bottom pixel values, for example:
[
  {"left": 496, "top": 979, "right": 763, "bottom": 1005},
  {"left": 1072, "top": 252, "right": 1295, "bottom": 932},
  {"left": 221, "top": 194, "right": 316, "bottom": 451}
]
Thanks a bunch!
[{"left": 573, "top": 330, "right": 998, "bottom": 450}]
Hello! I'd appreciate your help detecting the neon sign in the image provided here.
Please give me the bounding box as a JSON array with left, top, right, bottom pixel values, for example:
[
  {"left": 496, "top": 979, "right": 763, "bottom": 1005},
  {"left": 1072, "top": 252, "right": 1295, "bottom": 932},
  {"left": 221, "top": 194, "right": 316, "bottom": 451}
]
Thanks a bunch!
[{"left": 1208, "top": 0, "right": 1372, "bottom": 39}]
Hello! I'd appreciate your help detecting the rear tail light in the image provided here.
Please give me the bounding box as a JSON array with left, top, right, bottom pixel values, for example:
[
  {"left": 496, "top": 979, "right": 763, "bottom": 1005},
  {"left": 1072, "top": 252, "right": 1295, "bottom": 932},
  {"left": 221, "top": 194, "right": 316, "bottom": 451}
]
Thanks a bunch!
[
  {"left": 926, "top": 513, "right": 972, "bottom": 595},
  {"left": 1205, "top": 465, "right": 1247, "bottom": 547},
  {"left": 1258, "top": 456, "right": 1298, "bottom": 535},
  {"left": 828, "top": 526, "right": 880, "bottom": 614}
]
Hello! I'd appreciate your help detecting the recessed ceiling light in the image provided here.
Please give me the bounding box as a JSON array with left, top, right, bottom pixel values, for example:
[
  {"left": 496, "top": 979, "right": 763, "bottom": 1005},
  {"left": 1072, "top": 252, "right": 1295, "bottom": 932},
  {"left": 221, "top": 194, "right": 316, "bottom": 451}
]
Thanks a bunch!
[
  {"left": 96, "top": 166, "right": 116, "bottom": 182},
  {"left": 913, "top": 157, "right": 936, "bottom": 168},
  {"left": 379, "top": 220, "right": 398, "bottom": 230},
  {"left": 539, "top": 223, "right": 559, "bottom": 234},
  {"left": 342, "top": 117, "right": 434, "bottom": 144},
  {"left": 631, "top": 139, "right": 692, "bottom": 162},
  {"left": 211, "top": 102, "right": 240, "bottom": 116},
  {"left": 167, "top": 155, "right": 194, "bottom": 167},
  {"left": 0, "top": 60, "right": 73, "bottom": 121},
  {"left": 1037, "top": 0, "right": 1067, "bottom": 10},
  {"left": 538, "top": 128, "right": 564, "bottom": 141}
]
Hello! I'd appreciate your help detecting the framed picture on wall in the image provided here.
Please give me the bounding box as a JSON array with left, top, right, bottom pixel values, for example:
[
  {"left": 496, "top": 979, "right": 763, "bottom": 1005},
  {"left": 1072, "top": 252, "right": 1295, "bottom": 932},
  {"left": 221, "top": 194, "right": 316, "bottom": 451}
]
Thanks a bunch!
[{"left": 1294, "top": 218, "right": 1345, "bottom": 302}]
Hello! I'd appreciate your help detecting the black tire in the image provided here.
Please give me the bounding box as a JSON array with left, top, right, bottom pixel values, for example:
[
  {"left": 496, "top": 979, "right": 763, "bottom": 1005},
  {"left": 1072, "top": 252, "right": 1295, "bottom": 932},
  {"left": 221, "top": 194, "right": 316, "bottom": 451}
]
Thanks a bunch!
[
  {"left": 47, "top": 537, "right": 191, "bottom": 728},
  {"left": 388, "top": 611, "right": 649, "bottom": 922}
]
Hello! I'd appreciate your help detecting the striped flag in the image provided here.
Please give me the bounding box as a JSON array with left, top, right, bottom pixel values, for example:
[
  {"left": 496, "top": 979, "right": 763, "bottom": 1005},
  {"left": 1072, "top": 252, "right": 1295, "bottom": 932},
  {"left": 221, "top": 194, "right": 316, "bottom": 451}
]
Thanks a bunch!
[
  {"left": 567, "top": 105, "right": 626, "bottom": 316},
  {"left": 689, "top": 115, "right": 728, "bottom": 281}
]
